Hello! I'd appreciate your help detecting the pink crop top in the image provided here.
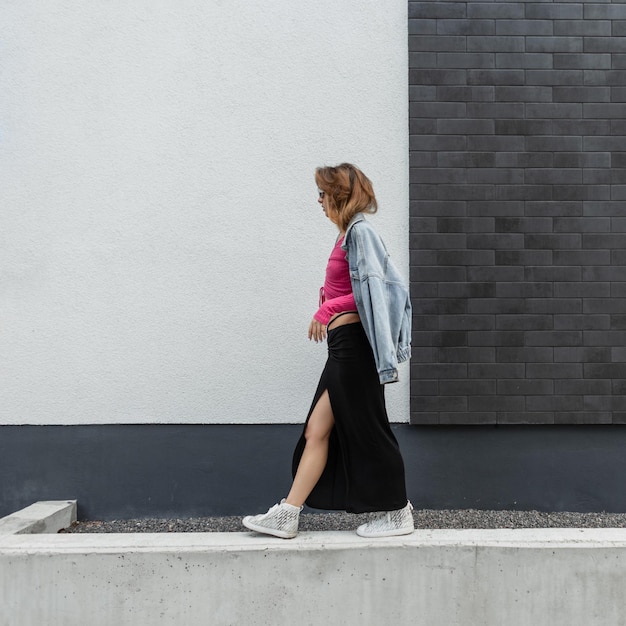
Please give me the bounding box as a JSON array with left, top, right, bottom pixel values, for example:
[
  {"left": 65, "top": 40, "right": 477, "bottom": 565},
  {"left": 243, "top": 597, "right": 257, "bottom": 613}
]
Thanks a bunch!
[{"left": 314, "top": 236, "right": 357, "bottom": 325}]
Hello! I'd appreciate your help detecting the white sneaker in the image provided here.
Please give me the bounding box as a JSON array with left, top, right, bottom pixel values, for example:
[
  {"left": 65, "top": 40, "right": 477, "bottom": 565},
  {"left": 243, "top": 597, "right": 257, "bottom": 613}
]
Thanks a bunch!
[
  {"left": 356, "top": 501, "right": 415, "bottom": 538},
  {"left": 242, "top": 499, "right": 302, "bottom": 539}
]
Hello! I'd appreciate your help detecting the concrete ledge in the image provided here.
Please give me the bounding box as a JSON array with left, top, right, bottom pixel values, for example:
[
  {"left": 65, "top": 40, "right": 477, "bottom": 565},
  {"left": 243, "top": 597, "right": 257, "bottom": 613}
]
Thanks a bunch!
[
  {"left": 2, "top": 529, "right": 626, "bottom": 625},
  {"left": 0, "top": 500, "right": 76, "bottom": 535}
]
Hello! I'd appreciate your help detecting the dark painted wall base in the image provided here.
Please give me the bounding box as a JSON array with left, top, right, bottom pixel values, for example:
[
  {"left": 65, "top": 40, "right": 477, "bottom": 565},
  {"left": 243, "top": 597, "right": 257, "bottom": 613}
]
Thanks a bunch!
[{"left": 1, "top": 424, "right": 625, "bottom": 520}]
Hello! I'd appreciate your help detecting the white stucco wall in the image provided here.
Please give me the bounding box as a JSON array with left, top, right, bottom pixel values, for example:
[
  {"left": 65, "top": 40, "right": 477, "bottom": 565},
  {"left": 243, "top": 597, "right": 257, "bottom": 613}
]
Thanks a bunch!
[{"left": 0, "top": 1, "right": 409, "bottom": 425}]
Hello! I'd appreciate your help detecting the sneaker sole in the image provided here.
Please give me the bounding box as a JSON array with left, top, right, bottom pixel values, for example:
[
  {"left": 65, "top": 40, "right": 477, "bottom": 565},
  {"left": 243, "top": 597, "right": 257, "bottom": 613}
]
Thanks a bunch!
[
  {"left": 356, "top": 526, "right": 415, "bottom": 538},
  {"left": 242, "top": 517, "right": 297, "bottom": 539}
]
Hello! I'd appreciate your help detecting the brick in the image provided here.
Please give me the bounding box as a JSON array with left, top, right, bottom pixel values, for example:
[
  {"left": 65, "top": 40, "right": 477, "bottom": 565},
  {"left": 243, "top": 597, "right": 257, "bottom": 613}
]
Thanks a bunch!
[
  {"left": 466, "top": 169, "right": 524, "bottom": 184},
  {"left": 554, "top": 86, "right": 610, "bottom": 102},
  {"left": 611, "top": 154, "right": 626, "bottom": 168},
  {"left": 437, "top": 19, "right": 495, "bottom": 36},
  {"left": 584, "top": 70, "right": 626, "bottom": 86},
  {"left": 584, "top": 201, "right": 626, "bottom": 216},
  {"left": 497, "top": 282, "right": 552, "bottom": 298},
  {"left": 467, "top": 102, "right": 525, "bottom": 119},
  {"left": 410, "top": 102, "right": 466, "bottom": 118},
  {"left": 414, "top": 297, "right": 467, "bottom": 315},
  {"left": 410, "top": 168, "right": 466, "bottom": 184},
  {"left": 439, "top": 412, "right": 497, "bottom": 425},
  {"left": 409, "top": 35, "right": 466, "bottom": 52},
  {"left": 526, "top": 363, "right": 583, "bottom": 378},
  {"left": 412, "top": 250, "right": 438, "bottom": 265},
  {"left": 496, "top": 217, "right": 552, "bottom": 233},
  {"left": 469, "top": 201, "right": 525, "bottom": 216},
  {"left": 439, "top": 282, "right": 496, "bottom": 298},
  {"left": 525, "top": 169, "right": 582, "bottom": 185},
  {"left": 413, "top": 395, "right": 468, "bottom": 412},
  {"left": 584, "top": 299, "right": 626, "bottom": 314},
  {"left": 409, "top": 52, "right": 438, "bottom": 69},
  {"left": 437, "top": 53, "right": 495, "bottom": 69},
  {"left": 613, "top": 22, "right": 626, "bottom": 37},
  {"left": 411, "top": 152, "right": 438, "bottom": 168},
  {"left": 412, "top": 266, "right": 467, "bottom": 282},
  {"left": 496, "top": 315, "right": 553, "bottom": 330},
  {"left": 411, "top": 232, "right": 466, "bottom": 248},
  {"left": 409, "top": 85, "right": 437, "bottom": 100},
  {"left": 554, "top": 20, "right": 611, "bottom": 37},
  {"left": 408, "top": 19, "right": 437, "bottom": 35},
  {"left": 496, "top": 53, "right": 553, "bottom": 69},
  {"left": 410, "top": 119, "right": 437, "bottom": 134},
  {"left": 553, "top": 186, "right": 590, "bottom": 202},
  {"left": 526, "top": 395, "right": 583, "bottom": 411},
  {"left": 582, "top": 266, "right": 626, "bottom": 281},
  {"left": 553, "top": 120, "right": 611, "bottom": 135},
  {"left": 553, "top": 249, "right": 610, "bottom": 265},
  {"left": 467, "top": 36, "right": 524, "bottom": 53},
  {"left": 410, "top": 135, "right": 467, "bottom": 151},
  {"left": 526, "top": 298, "right": 582, "bottom": 314},
  {"left": 437, "top": 217, "right": 494, "bottom": 233},
  {"left": 495, "top": 119, "right": 552, "bottom": 135},
  {"left": 610, "top": 217, "right": 626, "bottom": 231},
  {"left": 555, "top": 283, "right": 610, "bottom": 298},
  {"left": 413, "top": 363, "right": 468, "bottom": 379},
  {"left": 409, "top": 2, "right": 466, "bottom": 19},
  {"left": 438, "top": 185, "right": 496, "bottom": 201},
  {"left": 469, "top": 395, "right": 525, "bottom": 411},
  {"left": 585, "top": 4, "right": 626, "bottom": 19},
  {"left": 526, "top": 266, "right": 581, "bottom": 281},
  {"left": 410, "top": 377, "right": 437, "bottom": 394},
  {"left": 526, "top": 103, "right": 582, "bottom": 119},
  {"left": 494, "top": 86, "right": 552, "bottom": 102},
  {"left": 409, "top": 412, "right": 439, "bottom": 425},
  {"left": 495, "top": 153, "right": 553, "bottom": 168},
  {"left": 438, "top": 347, "right": 496, "bottom": 363},
  {"left": 584, "top": 233, "right": 626, "bottom": 248},
  {"left": 613, "top": 186, "right": 626, "bottom": 200},
  {"left": 468, "top": 298, "right": 525, "bottom": 314},
  {"left": 525, "top": 233, "right": 582, "bottom": 249},
  {"left": 554, "top": 347, "right": 610, "bottom": 363},
  {"left": 411, "top": 183, "right": 439, "bottom": 200},
  {"left": 438, "top": 152, "right": 496, "bottom": 167},
  {"left": 467, "top": 136, "right": 525, "bottom": 151},
  {"left": 554, "top": 153, "right": 610, "bottom": 168},
  {"left": 499, "top": 412, "right": 555, "bottom": 425},
  {"left": 526, "top": 69, "right": 583, "bottom": 85},
  {"left": 437, "top": 86, "right": 495, "bottom": 102},
  {"left": 556, "top": 379, "right": 612, "bottom": 395},
  {"left": 469, "top": 363, "right": 525, "bottom": 378},
  {"left": 525, "top": 202, "right": 582, "bottom": 217},
  {"left": 613, "top": 284, "right": 626, "bottom": 297},
  {"left": 467, "top": 69, "right": 525, "bottom": 85},
  {"left": 440, "top": 379, "right": 496, "bottom": 395},
  {"left": 437, "top": 119, "right": 495, "bottom": 135},
  {"left": 585, "top": 37, "right": 626, "bottom": 53},
  {"left": 584, "top": 330, "right": 626, "bottom": 346},
  {"left": 411, "top": 316, "right": 439, "bottom": 331},
  {"left": 525, "top": 330, "right": 582, "bottom": 347},
  {"left": 584, "top": 103, "right": 626, "bottom": 118},
  {"left": 467, "top": 266, "right": 525, "bottom": 281},
  {"left": 585, "top": 363, "right": 626, "bottom": 378},
  {"left": 526, "top": 37, "right": 583, "bottom": 53},
  {"left": 495, "top": 250, "right": 552, "bottom": 265},
  {"left": 468, "top": 330, "right": 524, "bottom": 346},
  {"left": 414, "top": 200, "right": 467, "bottom": 216},
  {"left": 469, "top": 3, "right": 525, "bottom": 19},
  {"left": 555, "top": 412, "right": 612, "bottom": 425},
  {"left": 439, "top": 315, "right": 495, "bottom": 330},
  {"left": 432, "top": 331, "right": 469, "bottom": 347},
  {"left": 409, "top": 69, "right": 468, "bottom": 85},
  {"left": 525, "top": 136, "right": 582, "bottom": 152},
  {"left": 584, "top": 170, "right": 611, "bottom": 185},
  {"left": 437, "top": 249, "right": 495, "bottom": 265},
  {"left": 497, "top": 379, "right": 553, "bottom": 395},
  {"left": 496, "top": 20, "right": 553, "bottom": 36},
  {"left": 525, "top": 3, "right": 583, "bottom": 20}
]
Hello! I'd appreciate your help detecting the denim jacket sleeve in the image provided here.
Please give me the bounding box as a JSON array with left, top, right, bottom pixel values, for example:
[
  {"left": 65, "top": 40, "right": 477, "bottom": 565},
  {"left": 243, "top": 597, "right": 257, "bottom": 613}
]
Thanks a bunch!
[{"left": 342, "top": 214, "right": 412, "bottom": 384}]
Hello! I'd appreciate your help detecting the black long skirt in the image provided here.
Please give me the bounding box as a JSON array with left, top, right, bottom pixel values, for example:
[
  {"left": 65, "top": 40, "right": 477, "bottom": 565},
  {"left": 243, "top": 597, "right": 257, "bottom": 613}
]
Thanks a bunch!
[{"left": 292, "top": 322, "right": 408, "bottom": 514}]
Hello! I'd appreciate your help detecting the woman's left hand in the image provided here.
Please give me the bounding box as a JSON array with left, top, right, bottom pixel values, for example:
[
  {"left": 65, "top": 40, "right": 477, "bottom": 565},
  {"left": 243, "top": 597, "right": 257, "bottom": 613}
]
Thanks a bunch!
[{"left": 308, "top": 318, "right": 327, "bottom": 343}]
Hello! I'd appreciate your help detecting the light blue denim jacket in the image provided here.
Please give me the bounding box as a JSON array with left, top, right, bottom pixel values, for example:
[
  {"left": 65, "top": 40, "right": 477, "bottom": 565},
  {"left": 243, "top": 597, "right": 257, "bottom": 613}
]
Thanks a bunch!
[{"left": 341, "top": 213, "right": 412, "bottom": 384}]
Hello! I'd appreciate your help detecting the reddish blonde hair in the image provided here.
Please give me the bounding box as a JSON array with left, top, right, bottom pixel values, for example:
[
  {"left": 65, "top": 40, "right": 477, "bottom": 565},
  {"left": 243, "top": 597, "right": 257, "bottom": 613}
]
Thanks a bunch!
[{"left": 315, "top": 163, "right": 378, "bottom": 231}]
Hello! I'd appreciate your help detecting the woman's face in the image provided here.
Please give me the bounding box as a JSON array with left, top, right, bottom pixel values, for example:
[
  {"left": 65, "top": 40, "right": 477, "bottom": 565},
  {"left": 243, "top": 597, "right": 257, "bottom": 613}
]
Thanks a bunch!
[{"left": 318, "top": 189, "right": 334, "bottom": 223}]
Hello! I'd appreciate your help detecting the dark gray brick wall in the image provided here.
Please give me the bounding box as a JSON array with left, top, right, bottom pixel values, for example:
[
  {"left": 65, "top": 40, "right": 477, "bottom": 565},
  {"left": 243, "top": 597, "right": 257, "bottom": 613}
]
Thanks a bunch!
[{"left": 409, "top": 0, "right": 626, "bottom": 425}]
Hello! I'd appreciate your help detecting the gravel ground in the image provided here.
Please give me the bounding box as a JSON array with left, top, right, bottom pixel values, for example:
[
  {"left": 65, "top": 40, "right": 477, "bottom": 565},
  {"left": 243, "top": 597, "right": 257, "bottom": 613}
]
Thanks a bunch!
[{"left": 60, "top": 509, "right": 626, "bottom": 533}]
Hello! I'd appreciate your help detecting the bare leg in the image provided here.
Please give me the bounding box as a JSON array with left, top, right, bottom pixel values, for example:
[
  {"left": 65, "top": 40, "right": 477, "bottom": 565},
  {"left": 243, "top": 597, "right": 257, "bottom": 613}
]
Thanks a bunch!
[{"left": 285, "top": 390, "right": 335, "bottom": 507}]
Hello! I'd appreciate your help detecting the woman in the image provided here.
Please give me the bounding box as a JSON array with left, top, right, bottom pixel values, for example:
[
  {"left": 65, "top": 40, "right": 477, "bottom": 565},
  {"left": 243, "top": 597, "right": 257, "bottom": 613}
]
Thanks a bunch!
[{"left": 243, "top": 163, "right": 413, "bottom": 539}]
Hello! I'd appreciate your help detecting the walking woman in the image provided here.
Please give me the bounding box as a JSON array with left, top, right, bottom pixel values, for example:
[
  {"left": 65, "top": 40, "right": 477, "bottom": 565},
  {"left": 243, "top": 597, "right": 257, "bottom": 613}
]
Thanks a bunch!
[{"left": 243, "top": 163, "right": 413, "bottom": 538}]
